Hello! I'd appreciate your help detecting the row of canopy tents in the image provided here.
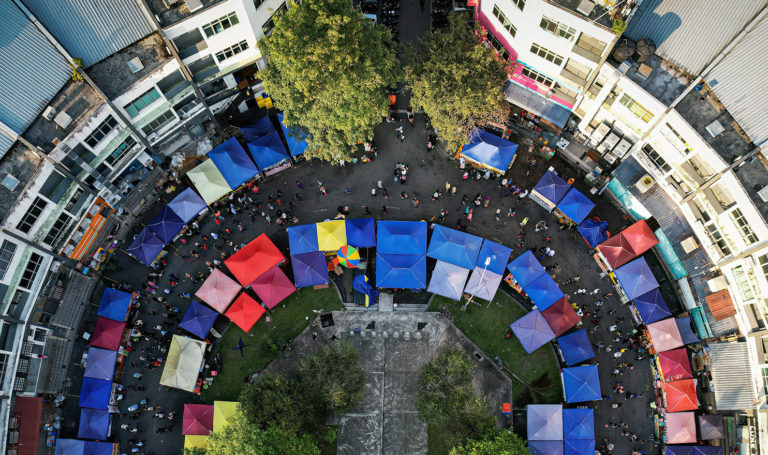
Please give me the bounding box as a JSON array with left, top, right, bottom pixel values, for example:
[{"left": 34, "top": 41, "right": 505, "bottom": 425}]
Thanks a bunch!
[
  {"left": 662, "top": 412, "right": 726, "bottom": 447},
  {"left": 527, "top": 404, "right": 595, "bottom": 454},
  {"left": 530, "top": 170, "right": 596, "bottom": 224},
  {"left": 181, "top": 401, "right": 239, "bottom": 451},
  {"left": 596, "top": 219, "right": 659, "bottom": 270},
  {"left": 54, "top": 439, "right": 115, "bottom": 455}
]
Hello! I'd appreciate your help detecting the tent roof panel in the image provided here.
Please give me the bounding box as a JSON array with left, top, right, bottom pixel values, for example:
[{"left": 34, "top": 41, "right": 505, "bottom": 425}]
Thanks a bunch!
[
  {"left": 277, "top": 113, "right": 309, "bottom": 156},
  {"left": 291, "top": 252, "right": 329, "bottom": 288},
  {"left": 475, "top": 239, "right": 512, "bottom": 275},
  {"left": 533, "top": 170, "right": 570, "bottom": 205},
  {"left": 615, "top": 257, "right": 659, "bottom": 300},
  {"left": 427, "top": 224, "right": 483, "bottom": 269},
  {"left": 97, "top": 288, "right": 132, "bottom": 322},
  {"left": 657, "top": 348, "right": 693, "bottom": 381},
  {"left": 246, "top": 130, "right": 289, "bottom": 170},
  {"left": 558, "top": 329, "right": 596, "bottom": 366},
  {"left": 377, "top": 220, "right": 428, "bottom": 254},
  {"left": 621, "top": 219, "right": 659, "bottom": 256},
  {"left": 90, "top": 317, "right": 126, "bottom": 351},
  {"left": 597, "top": 233, "right": 636, "bottom": 269},
  {"left": 460, "top": 129, "right": 518, "bottom": 173},
  {"left": 183, "top": 404, "right": 214, "bottom": 436},
  {"left": 316, "top": 220, "right": 347, "bottom": 251},
  {"left": 647, "top": 318, "right": 684, "bottom": 352},
  {"left": 525, "top": 273, "right": 564, "bottom": 311},
  {"left": 148, "top": 206, "right": 186, "bottom": 243},
  {"left": 463, "top": 266, "right": 503, "bottom": 301},
  {"left": 376, "top": 253, "right": 427, "bottom": 289},
  {"left": 556, "top": 188, "right": 595, "bottom": 224},
  {"left": 179, "top": 300, "right": 218, "bottom": 339},
  {"left": 208, "top": 137, "right": 259, "bottom": 189},
  {"left": 167, "top": 187, "right": 207, "bottom": 223},
  {"left": 506, "top": 250, "right": 547, "bottom": 288},
  {"left": 577, "top": 218, "right": 608, "bottom": 248},
  {"left": 664, "top": 379, "right": 699, "bottom": 412},
  {"left": 249, "top": 265, "right": 296, "bottom": 309},
  {"left": 287, "top": 224, "right": 319, "bottom": 255},
  {"left": 195, "top": 268, "right": 241, "bottom": 313},
  {"left": 633, "top": 288, "right": 671, "bottom": 324},
  {"left": 225, "top": 293, "right": 265, "bottom": 332},
  {"left": 510, "top": 310, "right": 555, "bottom": 354},
  {"left": 187, "top": 159, "right": 232, "bottom": 205},
  {"left": 224, "top": 234, "right": 284, "bottom": 286},
  {"left": 428, "top": 260, "right": 470, "bottom": 301},
  {"left": 83, "top": 347, "right": 118, "bottom": 381},
  {"left": 526, "top": 404, "right": 563, "bottom": 440},
  {"left": 345, "top": 218, "right": 376, "bottom": 248},
  {"left": 563, "top": 408, "right": 594, "bottom": 440},
  {"left": 563, "top": 365, "right": 602, "bottom": 403},
  {"left": 698, "top": 414, "right": 725, "bottom": 440},
  {"left": 160, "top": 335, "right": 207, "bottom": 392},
  {"left": 665, "top": 412, "right": 697, "bottom": 444},
  {"left": 77, "top": 408, "right": 110, "bottom": 440},
  {"left": 126, "top": 228, "right": 165, "bottom": 266},
  {"left": 79, "top": 377, "right": 112, "bottom": 410},
  {"left": 541, "top": 296, "right": 580, "bottom": 336}
]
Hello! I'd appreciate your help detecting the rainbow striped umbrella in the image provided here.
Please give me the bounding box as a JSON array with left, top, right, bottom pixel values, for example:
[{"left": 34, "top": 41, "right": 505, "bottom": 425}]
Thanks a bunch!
[{"left": 337, "top": 245, "right": 361, "bottom": 268}]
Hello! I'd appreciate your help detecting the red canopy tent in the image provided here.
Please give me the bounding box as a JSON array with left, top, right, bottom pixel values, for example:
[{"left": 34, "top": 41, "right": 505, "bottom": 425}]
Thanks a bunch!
[
  {"left": 541, "top": 296, "right": 580, "bottom": 336},
  {"left": 195, "top": 268, "right": 241, "bottom": 313},
  {"left": 224, "top": 234, "right": 284, "bottom": 286},
  {"left": 249, "top": 265, "right": 296, "bottom": 309},
  {"left": 663, "top": 379, "right": 698, "bottom": 412},
  {"left": 225, "top": 293, "right": 266, "bottom": 332},
  {"left": 620, "top": 220, "right": 658, "bottom": 257},
  {"left": 183, "top": 404, "right": 214, "bottom": 435},
  {"left": 90, "top": 317, "right": 127, "bottom": 351},
  {"left": 597, "top": 233, "right": 636, "bottom": 269},
  {"left": 657, "top": 348, "right": 693, "bottom": 381}
]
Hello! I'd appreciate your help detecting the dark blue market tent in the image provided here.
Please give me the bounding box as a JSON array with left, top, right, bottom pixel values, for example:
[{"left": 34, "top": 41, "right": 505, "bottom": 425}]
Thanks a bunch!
[
  {"left": 633, "top": 288, "right": 671, "bottom": 324},
  {"left": 558, "top": 329, "right": 596, "bottom": 366},
  {"left": 208, "top": 137, "right": 259, "bottom": 188},
  {"left": 460, "top": 129, "right": 518, "bottom": 173},
  {"left": 86, "top": 441, "right": 114, "bottom": 455},
  {"left": 666, "top": 447, "right": 723, "bottom": 455},
  {"left": 126, "top": 228, "right": 164, "bottom": 266},
  {"left": 97, "top": 288, "right": 132, "bottom": 322},
  {"left": 563, "top": 408, "right": 594, "bottom": 440},
  {"left": 167, "top": 188, "right": 207, "bottom": 223},
  {"left": 615, "top": 257, "right": 659, "bottom": 300},
  {"left": 377, "top": 221, "right": 428, "bottom": 254},
  {"left": 277, "top": 113, "right": 309, "bottom": 156},
  {"left": 525, "top": 273, "right": 564, "bottom": 311},
  {"left": 427, "top": 224, "right": 483, "bottom": 269},
  {"left": 83, "top": 347, "right": 117, "bottom": 381},
  {"left": 534, "top": 170, "right": 570, "bottom": 205},
  {"left": 240, "top": 116, "right": 275, "bottom": 141},
  {"left": 79, "top": 378, "right": 112, "bottom": 410},
  {"left": 179, "top": 300, "right": 218, "bottom": 339},
  {"left": 556, "top": 187, "right": 595, "bottom": 224},
  {"left": 528, "top": 440, "right": 563, "bottom": 454},
  {"left": 345, "top": 218, "right": 376, "bottom": 248},
  {"left": 77, "top": 408, "right": 110, "bottom": 440},
  {"left": 54, "top": 439, "right": 85, "bottom": 455},
  {"left": 376, "top": 253, "right": 426, "bottom": 289},
  {"left": 527, "top": 404, "right": 563, "bottom": 440},
  {"left": 506, "top": 250, "right": 546, "bottom": 288},
  {"left": 564, "top": 438, "right": 595, "bottom": 454},
  {"left": 562, "top": 365, "right": 602, "bottom": 403},
  {"left": 287, "top": 224, "right": 319, "bottom": 255},
  {"left": 510, "top": 309, "right": 555, "bottom": 354},
  {"left": 148, "top": 206, "right": 186, "bottom": 243},
  {"left": 577, "top": 218, "right": 609, "bottom": 248},
  {"left": 428, "top": 260, "right": 470, "bottom": 301},
  {"left": 475, "top": 239, "right": 512, "bottom": 275},
  {"left": 676, "top": 317, "right": 700, "bottom": 345},
  {"left": 246, "top": 130, "right": 290, "bottom": 170},
  {"left": 291, "top": 252, "right": 329, "bottom": 288}
]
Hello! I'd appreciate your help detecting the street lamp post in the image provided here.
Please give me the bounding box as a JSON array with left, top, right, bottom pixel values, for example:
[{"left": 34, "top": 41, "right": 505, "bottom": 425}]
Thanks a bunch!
[{"left": 463, "top": 256, "right": 492, "bottom": 311}]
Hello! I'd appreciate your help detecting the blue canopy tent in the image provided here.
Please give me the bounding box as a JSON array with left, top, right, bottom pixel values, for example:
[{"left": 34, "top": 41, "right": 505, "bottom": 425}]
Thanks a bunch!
[
  {"left": 666, "top": 448, "right": 724, "bottom": 455},
  {"left": 676, "top": 317, "right": 700, "bottom": 345},
  {"left": 377, "top": 221, "right": 428, "bottom": 254},
  {"left": 532, "top": 170, "right": 570, "bottom": 208},
  {"left": 525, "top": 273, "right": 564, "bottom": 311},
  {"left": 277, "top": 113, "right": 309, "bottom": 156},
  {"left": 291, "top": 252, "right": 329, "bottom": 287},
  {"left": 148, "top": 206, "right": 186, "bottom": 243},
  {"left": 353, "top": 274, "right": 379, "bottom": 307},
  {"left": 563, "top": 408, "right": 594, "bottom": 440},
  {"left": 427, "top": 225, "right": 483, "bottom": 269},
  {"left": 345, "top": 218, "right": 376, "bottom": 248},
  {"left": 558, "top": 329, "right": 596, "bottom": 366},
  {"left": 77, "top": 408, "right": 110, "bottom": 440},
  {"left": 126, "top": 228, "right": 164, "bottom": 266},
  {"left": 577, "top": 218, "right": 609, "bottom": 248},
  {"left": 287, "top": 224, "right": 319, "bottom": 255},
  {"left": 246, "top": 130, "right": 290, "bottom": 170},
  {"left": 633, "top": 288, "right": 671, "bottom": 324},
  {"left": 55, "top": 439, "right": 86, "bottom": 455},
  {"left": 79, "top": 378, "right": 112, "bottom": 410},
  {"left": 615, "top": 257, "right": 659, "bottom": 300},
  {"left": 510, "top": 309, "right": 555, "bottom": 354},
  {"left": 97, "top": 288, "right": 132, "bottom": 322},
  {"left": 208, "top": 137, "right": 259, "bottom": 189},
  {"left": 84, "top": 347, "right": 117, "bottom": 381},
  {"left": 564, "top": 439, "right": 595, "bottom": 455},
  {"left": 506, "top": 250, "right": 547, "bottom": 288},
  {"left": 85, "top": 442, "right": 115, "bottom": 455},
  {"left": 528, "top": 440, "right": 563, "bottom": 454},
  {"left": 475, "top": 239, "right": 511, "bottom": 275},
  {"left": 179, "top": 300, "right": 218, "bottom": 339},
  {"left": 459, "top": 129, "right": 518, "bottom": 173},
  {"left": 527, "top": 404, "right": 563, "bottom": 440},
  {"left": 376, "top": 253, "right": 427, "bottom": 289},
  {"left": 240, "top": 116, "right": 275, "bottom": 141},
  {"left": 428, "top": 260, "right": 470, "bottom": 301},
  {"left": 167, "top": 188, "right": 207, "bottom": 223},
  {"left": 562, "top": 365, "right": 602, "bottom": 403},
  {"left": 556, "top": 188, "right": 595, "bottom": 224}
]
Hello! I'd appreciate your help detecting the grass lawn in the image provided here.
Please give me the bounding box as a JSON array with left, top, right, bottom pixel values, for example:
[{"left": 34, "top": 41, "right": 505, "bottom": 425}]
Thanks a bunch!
[{"left": 202, "top": 287, "right": 343, "bottom": 403}]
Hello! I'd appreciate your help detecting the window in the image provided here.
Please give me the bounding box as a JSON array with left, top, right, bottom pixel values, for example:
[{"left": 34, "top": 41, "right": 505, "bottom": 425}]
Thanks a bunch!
[
  {"left": 43, "top": 213, "right": 71, "bottom": 247},
  {"left": 521, "top": 67, "right": 553, "bottom": 86},
  {"left": 0, "top": 353, "right": 8, "bottom": 388},
  {"left": 105, "top": 136, "right": 138, "bottom": 167},
  {"left": 539, "top": 16, "right": 576, "bottom": 40},
  {"left": 141, "top": 111, "right": 177, "bottom": 136},
  {"left": 618, "top": 94, "right": 653, "bottom": 122},
  {"left": 215, "top": 40, "right": 249, "bottom": 62},
  {"left": 642, "top": 144, "right": 671, "bottom": 173},
  {"left": 487, "top": 34, "right": 509, "bottom": 60},
  {"left": 492, "top": 5, "right": 516, "bottom": 37},
  {"left": 762, "top": 367, "right": 768, "bottom": 396},
  {"left": 511, "top": 0, "right": 525, "bottom": 11},
  {"left": 0, "top": 241, "right": 17, "bottom": 280},
  {"left": 263, "top": 3, "right": 287, "bottom": 36},
  {"left": 124, "top": 88, "right": 162, "bottom": 118},
  {"left": 530, "top": 43, "right": 563, "bottom": 66},
  {"left": 16, "top": 197, "right": 48, "bottom": 234},
  {"left": 19, "top": 253, "right": 44, "bottom": 290},
  {"left": 202, "top": 12, "right": 239, "bottom": 37},
  {"left": 733, "top": 265, "right": 755, "bottom": 302},
  {"left": 731, "top": 208, "right": 758, "bottom": 245},
  {"left": 706, "top": 223, "right": 731, "bottom": 256},
  {"left": 65, "top": 188, "right": 85, "bottom": 213},
  {"left": 661, "top": 123, "right": 692, "bottom": 155},
  {"left": 84, "top": 116, "right": 119, "bottom": 148}
]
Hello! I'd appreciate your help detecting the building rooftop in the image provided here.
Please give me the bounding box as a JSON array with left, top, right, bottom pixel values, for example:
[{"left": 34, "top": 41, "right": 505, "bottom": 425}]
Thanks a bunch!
[
  {"left": 147, "top": 0, "right": 224, "bottom": 28},
  {"left": 616, "top": 54, "right": 689, "bottom": 106},
  {"left": 547, "top": 0, "right": 618, "bottom": 30},
  {"left": 732, "top": 154, "right": 768, "bottom": 225},
  {"left": 0, "top": 144, "right": 43, "bottom": 224}
]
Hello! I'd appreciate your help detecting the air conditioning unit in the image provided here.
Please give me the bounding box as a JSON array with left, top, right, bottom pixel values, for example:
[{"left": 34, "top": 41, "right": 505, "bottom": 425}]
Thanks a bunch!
[
  {"left": 636, "top": 174, "right": 654, "bottom": 193},
  {"left": 42, "top": 106, "right": 56, "bottom": 121},
  {"left": 53, "top": 111, "right": 73, "bottom": 129},
  {"left": 757, "top": 185, "right": 768, "bottom": 202},
  {"left": 576, "top": 0, "right": 595, "bottom": 16}
]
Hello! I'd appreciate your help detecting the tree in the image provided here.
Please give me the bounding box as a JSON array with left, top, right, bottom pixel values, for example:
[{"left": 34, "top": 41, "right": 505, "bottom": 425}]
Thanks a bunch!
[
  {"left": 405, "top": 13, "right": 508, "bottom": 153},
  {"left": 297, "top": 341, "right": 366, "bottom": 413},
  {"left": 238, "top": 372, "right": 311, "bottom": 436},
  {"left": 206, "top": 418, "right": 320, "bottom": 455},
  {"left": 260, "top": 0, "right": 401, "bottom": 162},
  {"left": 450, "top": 431, "right": 529, "bottom": 455}
]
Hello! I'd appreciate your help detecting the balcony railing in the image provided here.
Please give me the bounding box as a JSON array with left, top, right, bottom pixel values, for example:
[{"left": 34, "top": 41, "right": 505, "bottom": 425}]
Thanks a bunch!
[{"left": 178, "top": 41, "right": 209, "bottom": 60}]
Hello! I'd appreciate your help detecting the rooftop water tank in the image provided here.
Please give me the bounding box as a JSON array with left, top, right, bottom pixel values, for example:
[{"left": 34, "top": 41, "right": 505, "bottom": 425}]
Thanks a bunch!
[
  {"left": 635, "top": 38, "right": 656, "bottom": 63},
  {"left": 613, "top": 38, "right": 636, "bottom": 63}
]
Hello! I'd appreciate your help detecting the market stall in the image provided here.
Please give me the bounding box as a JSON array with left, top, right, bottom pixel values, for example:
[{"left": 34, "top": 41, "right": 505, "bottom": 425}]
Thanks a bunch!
[
  {"left": 207, "top": 137, "right": 259, "bottom": 190},
  {"left": 524, "top": 273, "right": 564, "bottom": 311},
  {"left": 510, "top": 310, "right": 556, "bottom": 354},
  {"left": 577, "top": 218, "right": 609, "bottom": 248},
  {"left": 541, "top": 296, "right": 580, "bottom": 336},
  {"left": 148, "top": 206, "right": 186, "bottom": 243},
  {"left": 632, "top": 288, "right": 672, "bottom": 324},
  {"left": 427, "top": 225, "right": 483, "bottom": 269},
  {"left": 277, "top": 113, "right": 309, "bottom": 157},
  {"left": 96, "top": 288, "right": 133, "bottom": 322},
  {"left": 376, "top": 253, "right": 427, "bottom": 289},
  {"left": 555, "top": 187, "right": 595, "bottom": 224},
  {"left": 291, "top": 252, "right": 330, "bottom": 288},
  {"left": 557, "top": 329, "right": 596, "bottom": 366},
  {"left": 182, "top": 404, "right": 214, "bottom": 436},
  {"left": 179, "top": 301, "right": 218, "bottom": 339},
  {"left": 76, "top": 408, "right": 110, "bottom": 440},
  {"left": 287, "top": 224, "right": 320, "bottom": 255},
  {"left": 475, "top": 239, "right": 512, "bottom": 275},
  {"left": 506, "top": 250, "right": 547, "bottom": 288},
  {"left": 195, "top": 268, "right": 242, "bottom": 313},
  {"left": 83, "top": 347, "right": 118, "bottom": 381},
  {"left": 316, "top": 220, "right": 347, "bottom": 252},
  {"left": 89, "top": 318, "right": 127, "bottom": 351},
  {"left": 376, "top": 221, "right": 428, "bottom": 255},
  {"left": 463, "top": 265, "right": 503, "bottom": 302},
  {"left": 345, "top": 218, "right": 376, "bottom": 248},
  {"left": 458, "top": 129, "right": 518, "bottom": 174},
  {"left": 225, "top": 293, "right": 265, "bottom": 332},
  {"left": 126, "top": 228, "right": 165, "bottom": 267},
  {"left": 213, "top": 401, "right": 238, "bottom": 433},
  {"left": 530, "top": 170, "right": 570, "bottom": 211},
  {"left": 427, "top": 260, "right": 470, "bottom": 301},
  {"left": 614, "top": 258, "right": 659, "bottom": 300},
  {"left": 526, "top": 404, "right": 563, "bottom": 441},
  {"left": 224, "top": 233, "right": 284, "bottom": 286},
  {"left": 186, "top": 159, "right": 232, "bottom": 205},
  {"left": 249, "top": 265, "right": 297, "bottom": 309},
  {"left": 79, "top": 378, "right": 112, "bottom": 410},
  {"left": 562, "top": 365, "right": 602, "bottom": 403},
  {"left": 647, "top": 318, "right": 685, "bottom": 353},
  {"left": 160, "top": 335, "right": 207, "bottom": 393},
  {"left": 167, "top": 188, "right": 207, "bottom": 223}
]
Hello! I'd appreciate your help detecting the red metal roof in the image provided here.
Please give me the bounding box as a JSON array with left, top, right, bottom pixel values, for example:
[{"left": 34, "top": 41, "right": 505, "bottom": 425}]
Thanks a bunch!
[
  {"left": 12, "top": 396, "right": 42, "bottom": 452},
  {"left": 705, "top": 289, "right": 737, "bottom": 321}
]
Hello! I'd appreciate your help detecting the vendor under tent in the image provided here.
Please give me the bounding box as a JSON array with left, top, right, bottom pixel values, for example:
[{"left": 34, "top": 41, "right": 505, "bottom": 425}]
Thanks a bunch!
[
  {"left": 531, "top": 169, "right": 570, "bottom": 211},
  {"left": 213, "top": 401, "right": 238, "bottom": 432},
  {"left": 657, "top": 348, "right": 693, "bottom": 381},
  {"left": 77, "top": 408, "right": 110, "bottom": 440},
  {"left": 277, "top": 113, "right": 309, "bottom": 156},
  {"left": 557, "top": 329, "right": 596, "bottom": 366},
  {"left": 353, "top": 274, "right": 378, "bottom": 307},
  {"left": 614, "top": 257, "right": 659, "bottom": 300},
  {"left": 475, "top": 239, "right": 512, "bottom": 275},
  {"left": 665, "top": 412, "right": 697, "bottom": 444},
  {"left": 428, "top": 260, "right": 470, "bottom": 301},
  {"left": 225, "top": 293, "right": 265, "bottom": 332},
  {"left": 287, "top": 224, "right": 319, "bottom": 255},
  {"left": 167, "top": 187, "right": 207, "bottom": 223},
  {"left": 562, "top": 365, "right": 601, "bottom": 403},
  {"left": 207, "top": 137, "right": 259, "bottom": 189},
  {"left": 526, "top": 404, "right": 563, "bottom": 440},
  {"left": 187, "top": 159, "right": 232, "bottom": 205},
  {"left": 633, "top": 288, "right": 671, "bottom": 324},
  {"left": 246, "top": 129, "right": 290, "bottom": 171},
  {"left": 663, "top": 379, "right": 699, "bottom": 412},
  {"left": 195, "top": 268, "right": 241, "bottom": 313},
  {"left": 97, "top": 288, "right": 132, "bottom": 322},
  {"left": 648, "top": 318, "right": 684, "bottom": 352},
  {"left": 90, "top": 317, "right": 126, "bottom": 351},
  {"left": 427, "top": 224, "right": 483, "bottom": 269},
  {"left": 563, "top": 408, "right": 594, "bottom": 440},
  {"left": 160, "top": 335, "right": 207, "bottom": 392},
  {"left": 698, "top": 414, "right": 725, "bottom": 440},
  {"left": 556, "top": 187, "right": 595, "bottom": 224},
  {"left": 179, "top": 301, "right": 218, "bottom": 339},
  {"left": 597, "top": 233, "right": 636, "bottom": 269},
  {"left": 316, "top": 220, "right": 347, "bottom": 251},
  {"left": 620, "top": 219, "right": 658, "bottom": 256},
  {"left": 564, "top": 439, "right": 595, "bottom": 454},
  {"left": 126, "top": 228, "right": 165, "bottom": 266},
  {"left": 291, "top": 252, "right": 330, "bottom": 288},
  {"left": 527, "top": 440, "right": 563, "bottom": 454},
  {"left": 249, "top": 265, "right": 296, "bottom": 309},
  {"left": 183, "top": 404, "right": 214, "bottom": 435},
  {"left": 506, "top": 250, "right": 546, "bottom": 288},
  {"left": 225, "top": 233, "right": 284, "bottom": 286},
  {"left": 510, "top": 309, "right": 556, "bottom": 354},
  {"left": 148, "top": 206, "right": 186, "bottom": 243},
  {"left": 79, "top": 377, "right": 112, "bottom": 410},
  {"left": 577, "top": 218, "right": 608, "bottom": 248},
  {"left": 463, "top": 266, "right": 503, "bottom": 301},
  {"left": 185, "top": 435, "right": 209, "bottom": 452},
  {"left": 541, "top": 296, "right": 580, "bottom": 336},
  {"left": 345, "top": 218, "right": 376, "bottom": 248},
  {"left": 459, "top": 129, "right": 518, "bottom": 174},
  {"left": 525, "top": 273, "right": 564, "bottom": 311},
  {"left": 377, "top": 220, "right": 428, "bottom": 254},
  {"left": 376, "top": 253, "right": 427, "bottom": 289},
  {"left": 676, "top": 317, "right": 700, "bottom": 345},
  {"left": 83, "top": 347, "right": 118, "bottom": 381}
]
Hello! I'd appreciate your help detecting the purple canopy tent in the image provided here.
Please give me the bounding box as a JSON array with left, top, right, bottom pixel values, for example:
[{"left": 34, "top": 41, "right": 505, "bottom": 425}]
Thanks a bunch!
[
  {"left": 179, "top": 300, "right": 218, "bottom": 339},
  {"left": 614, "top": 257, "right": 659, "bottom": 300},
  {"left": 126, "top": 228, "right": 164, "bottom": 266},
  {"left": 167, "top": 188, "right": 207, "bottom": 223},
  {"left": 148, "top": 206, "right": 186, "bottom": 243},
  {"left": 527, "top": 404, "right": 563, "bottom": 440},
  {"left": 291, "top": 252, "right": 329, "bottom": 288},
  {"left": 633, "top": 287, "right": 671, "bottom": 324},
  {"left": 83, "top": 347, "right": 118, "bottom": 381},
  {"left": 510, "top": 310, "right": 555, "bottom": 354}
]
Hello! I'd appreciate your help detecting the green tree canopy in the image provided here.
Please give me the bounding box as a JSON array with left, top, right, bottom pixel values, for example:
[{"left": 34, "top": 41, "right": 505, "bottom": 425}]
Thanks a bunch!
[
  {"left": 450, "top": 431, "right": 529, "bottom": 455},
  {"left": 297, "top": 341, "right": 366, "bottom": 413},
  {"left": 406, "top": 13, "right": 508, "bottom": 153},
  {"left": 205, "top": 417, "right": 320, "bottom": 455},
  {"left": 238, "top": 372, "right": 312, "bottom": 436},
  {"left": 260, "top": 0, "right": 401, "bottom": 162}
]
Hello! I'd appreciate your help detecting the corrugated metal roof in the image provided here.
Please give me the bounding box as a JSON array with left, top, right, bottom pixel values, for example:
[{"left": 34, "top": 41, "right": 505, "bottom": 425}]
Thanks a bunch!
[
  {"left": 12, "top": 396, "right": 42, "bottom": 451},
  {"left": 704, "top": 289, "right": 737, "bottom": 321},
  {"left": 504, "top": 82, "right": 571, "bottom": 128},
  {"left": 0, "top": 132, "right": 15, "bottom": 159},
  {"left": 24, "top": 0, "right": 154, "bottom": 67},
  {"left": 708, "top": 341, "right": 758, "bottom": 410},
  {"left": 706, "top": 15, "right": 768, "bottom": 146},
  {"left": 625, "top": 0, "right": 767, "bottom": 75}
]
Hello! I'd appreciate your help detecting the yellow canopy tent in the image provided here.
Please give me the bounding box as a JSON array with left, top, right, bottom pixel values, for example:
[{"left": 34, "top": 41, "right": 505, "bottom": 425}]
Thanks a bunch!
[
  {"left": 160, "top": 335, "right": 207, "bottom": 392},
  {"left": 213, "top": 401, "right": 239, "bottom": 433},
  {"left": 184, "top": 435, "right": 209, "bottom": 450},
  {"left": 187, "top": 159, "right": 232, "bottom": 205},
  {"left": 316, "top": 220, "right": 347, "bottom": 251}
]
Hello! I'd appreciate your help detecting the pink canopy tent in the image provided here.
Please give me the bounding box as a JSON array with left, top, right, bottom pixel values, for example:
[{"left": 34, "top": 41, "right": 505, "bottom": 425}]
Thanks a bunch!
[
  {"left": 647, "top": 318, "right": 684, "bottom": 353},
  {"left": 665, "top": 412, "right": 697, "bottom": 444},
  {"left": 195, "top": 269, "right": 241, "bottom": 313},
  {"left": 249, "top": 265, "right": 296, "bottom": 309}
]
